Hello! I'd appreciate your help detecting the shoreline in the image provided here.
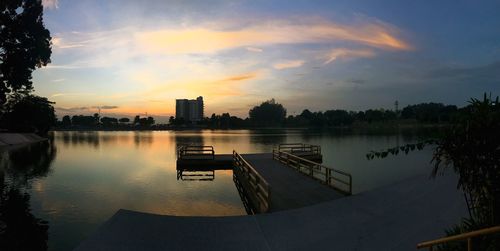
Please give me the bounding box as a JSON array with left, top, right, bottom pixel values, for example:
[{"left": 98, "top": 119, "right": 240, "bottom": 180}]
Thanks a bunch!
[{"left": 0, "top": 133, "right": 48, "bottom": 149}]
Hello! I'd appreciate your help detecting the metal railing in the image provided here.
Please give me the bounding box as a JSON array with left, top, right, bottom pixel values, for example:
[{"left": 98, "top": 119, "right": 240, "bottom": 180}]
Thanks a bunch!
[
  {"left": 276, "top": 143, "right": 321, "bottom": 155},
  {"left": 272, "top": 149, "right": 352, "bottom": 195},
  {"left": 233, "top": 150, "right": 271, "bottom": 213},
  {"left": 417, "top": 225, "right": 500, "bottom": 251},
  {"left": 177, "top": 145, "right": 215, "bottom": 160}
]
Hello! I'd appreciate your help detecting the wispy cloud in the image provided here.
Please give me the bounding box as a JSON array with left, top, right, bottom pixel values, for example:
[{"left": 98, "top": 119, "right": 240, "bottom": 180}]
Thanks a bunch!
[
  {"left": 92, "top": 105, "right": 119, "bottom": 110},
  {"left": 323, "top": 48, "right": 375, "bottom": 64},
  {"left": 134, "top": 18, "right": 410, "bottom": 55},
  {"left": 221, "top": 73, "right": 258, "bottom": 82},
  {"left": 52, "top": 78, "right": 65, "bottom": 82},
  {"left": 246, "top": 47, "right": 263, "bottom": 53},
  {"left": 51, "top": 92, "right": 95, "bottom": 98},
  {"left": 273, "top": 60, "right": 305, "bottom": 70},
  {"left": 42, "top": 0, "right": 59, "bottom": 9}
]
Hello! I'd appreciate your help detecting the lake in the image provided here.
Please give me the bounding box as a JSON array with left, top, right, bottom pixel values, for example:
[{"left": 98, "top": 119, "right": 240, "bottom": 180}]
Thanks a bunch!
[{"left": 1, "top": 129, "right": 436, "bottom": 250}]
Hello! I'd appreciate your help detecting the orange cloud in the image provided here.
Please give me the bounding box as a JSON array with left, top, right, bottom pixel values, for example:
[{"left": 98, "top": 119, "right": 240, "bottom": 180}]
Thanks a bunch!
[
  {"left": 273, "top": 60, "right": 305, "bottom": 70},
  {"left": 221, "top": 73, "right": 257, "bottom": 82},
  {"left": 134, "top": 19, "right": 411, "bottom": 55}
]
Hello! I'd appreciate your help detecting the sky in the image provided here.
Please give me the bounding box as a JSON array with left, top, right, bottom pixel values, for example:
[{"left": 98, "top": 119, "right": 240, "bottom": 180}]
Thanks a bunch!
[{"left": 34, "top": 0, "right": 500, "bottom": 121}]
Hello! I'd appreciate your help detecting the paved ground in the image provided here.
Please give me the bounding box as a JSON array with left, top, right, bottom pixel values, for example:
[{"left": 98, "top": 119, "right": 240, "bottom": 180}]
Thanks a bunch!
[
  {"left": 242, "top": 153, "right": 344, "bottom": 212},
  {"left": 75, "top": 172, "right": 467, "bottom": 251},
  {"left": 0, "top": 133, "right": 46, "bottom": 146}
]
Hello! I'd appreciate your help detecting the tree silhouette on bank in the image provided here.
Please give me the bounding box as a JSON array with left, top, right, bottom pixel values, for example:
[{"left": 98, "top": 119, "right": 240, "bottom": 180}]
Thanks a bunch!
[
  {"left": 249, "top": 99, "right": 286, "bottom": 126},
  {"left": 0, "top": 0, "right": 51, "bottom": 105},
  {"left": 0, "top": 0, "right": 54, "bottom": 134}
]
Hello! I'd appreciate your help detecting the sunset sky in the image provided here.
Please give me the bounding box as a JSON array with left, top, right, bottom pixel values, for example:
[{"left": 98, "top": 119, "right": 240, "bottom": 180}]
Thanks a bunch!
[{"left": 34, "top": 0, "right": 500, "bottom": 121}]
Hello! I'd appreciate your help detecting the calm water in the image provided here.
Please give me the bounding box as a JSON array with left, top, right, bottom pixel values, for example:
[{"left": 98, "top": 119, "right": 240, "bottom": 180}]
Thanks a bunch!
[{"left": 1, "top": 129, "right": 435, "bottom": 250}]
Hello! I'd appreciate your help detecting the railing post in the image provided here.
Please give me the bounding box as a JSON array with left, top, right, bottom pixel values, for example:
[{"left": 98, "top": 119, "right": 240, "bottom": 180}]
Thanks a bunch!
[
  {"left": 326, "top": 169, "right": 330, "bottom": 185},
  {"left": 467, "top": 238, "right": 471, "bottom": 251}
]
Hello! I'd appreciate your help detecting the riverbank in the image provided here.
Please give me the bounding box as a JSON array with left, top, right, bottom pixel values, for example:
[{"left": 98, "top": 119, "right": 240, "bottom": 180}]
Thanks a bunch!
[{"left": 0, "top": 133, "right": 47, "bottom": 148}]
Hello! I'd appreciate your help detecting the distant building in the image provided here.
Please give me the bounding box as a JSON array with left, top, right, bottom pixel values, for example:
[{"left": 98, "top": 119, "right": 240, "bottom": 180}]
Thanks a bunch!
[{"left": 175, "top": 96, "right": 204, "bottom": 123}]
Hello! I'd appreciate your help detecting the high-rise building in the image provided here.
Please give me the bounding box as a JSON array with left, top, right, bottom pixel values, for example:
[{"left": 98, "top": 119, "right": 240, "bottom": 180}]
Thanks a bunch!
[{"left": 175, "top": 96, "right": 204, "bottom": 123}]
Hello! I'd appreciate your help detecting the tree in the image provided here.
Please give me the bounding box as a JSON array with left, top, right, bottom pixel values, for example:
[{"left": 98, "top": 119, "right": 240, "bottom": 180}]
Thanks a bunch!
[
  {"left": 93, "top": 113, "right": 100, "bottom": 125},
  {"left": 0, "top": 0, "right": 52, "bottom": 105},
  {"left": 61, "top": 115, "right": 71, "bottom": 126},
  {"left": 249, "top": 99, "right": 286, "bottom": 126},
  {"left": 118, "top": 117, "right": 130, "bottom": 123},
  {"left": 0, "top": 95, "right": 56, "bottom": 134},
  {"left": 100, "top": 117, "right": 118, "bottom": 126},
  {"left": 146, "top": 116, "right": 155, "bottom": 126},
  {"left": 133, "top": 115, "right": 140, "bottom": 125}
]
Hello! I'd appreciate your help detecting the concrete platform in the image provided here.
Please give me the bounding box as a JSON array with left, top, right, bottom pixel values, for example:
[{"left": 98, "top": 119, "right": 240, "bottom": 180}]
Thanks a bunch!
[
  {"left": 241, "top": 153, "right": 344, "bottom": 212},
  {"left": 75, "top": 172, "right": 467, "bottom": 251},
  {"left": 0, "top": 133, "right": 47, "bottom": 148},
  {"left": 176, "top": 154, "right": 233, "bottom": 169}
]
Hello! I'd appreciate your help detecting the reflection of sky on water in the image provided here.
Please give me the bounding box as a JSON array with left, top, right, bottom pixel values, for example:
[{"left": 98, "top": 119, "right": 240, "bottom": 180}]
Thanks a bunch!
[{"left": 2, "top": 129, "right": 435, "bottom": 250}]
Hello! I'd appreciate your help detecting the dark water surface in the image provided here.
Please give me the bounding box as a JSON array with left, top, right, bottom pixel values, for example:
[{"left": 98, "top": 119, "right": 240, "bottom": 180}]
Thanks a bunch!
[{"left": 1, "top": 129, "right": 435, "bottom": 250}]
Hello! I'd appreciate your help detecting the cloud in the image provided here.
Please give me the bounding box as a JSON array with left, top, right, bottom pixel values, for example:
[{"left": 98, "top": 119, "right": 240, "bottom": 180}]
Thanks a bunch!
[
  {"left": 273, "top": 60, "right": 305, "bottom": 70},
  {"left": 51, "top": 93, "right": 95, "bottom": 97},
  {"left": 55, "top": 107, "right": 89, "bottom": 113},
  {"left": 92, "top": 105, "right": 119, "bottom": 110},
  {"left": 52, "top": 78, "right": 65, "bottom": 82},
  {"left": 42, "top": 0, "right": 59, "bottom": 9},
  {"left": 221, "top": 73, "right": 258, "bottom": 82},
  {"left": 132, "top": 18, "right": 410, "bottom": 55},
  {"left": 246, "top": 47, "right": 263, "bottom": 52},
  {"left": 323, "top": 48, "right": 376, "bottom": 64}
]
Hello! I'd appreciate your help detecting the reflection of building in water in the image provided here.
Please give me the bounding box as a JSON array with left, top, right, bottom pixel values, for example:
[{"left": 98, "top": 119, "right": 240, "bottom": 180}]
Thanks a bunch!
[{"left": 175, "top": 96, "right": 204, "bottom": 123}]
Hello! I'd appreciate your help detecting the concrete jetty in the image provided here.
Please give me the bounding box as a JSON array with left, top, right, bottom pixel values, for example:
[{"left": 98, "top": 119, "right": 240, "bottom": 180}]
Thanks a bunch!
[
  {"left": 242, "top": 153, "right": 344, "bottom": 212},
  {"left": 75, "top": 172, "right": 467, "bottom": 251}
]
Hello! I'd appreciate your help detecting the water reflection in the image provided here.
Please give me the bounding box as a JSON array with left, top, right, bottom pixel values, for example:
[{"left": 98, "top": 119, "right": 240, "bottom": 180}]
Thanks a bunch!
[
  {"left": 1, "top": 141, "right": 56, "bottom": 251},
  {"left": 1, "top": 130, "right": 438, "bottom": 250}
]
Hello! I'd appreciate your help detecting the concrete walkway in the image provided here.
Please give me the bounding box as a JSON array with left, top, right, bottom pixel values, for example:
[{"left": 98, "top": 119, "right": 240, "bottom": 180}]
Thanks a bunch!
[
  {"left": 0, "top": 133, "right": 46, "bottom": 147},
  {"left": 242, "top": 153, "right": 344, "bottom": 212},
  {"left": 75, "top": 172, "right": 467, "bottom": 251}
]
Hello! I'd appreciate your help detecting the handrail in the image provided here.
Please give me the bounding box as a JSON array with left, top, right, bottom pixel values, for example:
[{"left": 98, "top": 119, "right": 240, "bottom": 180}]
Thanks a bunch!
[
  {"left": 417, "top": 225, "right": 500, "bottom": 251},
  {"left": 232, "top": 150, "right": 271, "bottom": 213},
  {"left": 178, "top": 145, "right": 215, "bottom": 160},
  {"left": 277, "top": 143, "right": 321, "bottom": 155},
  {"left": 272, "top": 149, "right": 352, "bottom": 195}
]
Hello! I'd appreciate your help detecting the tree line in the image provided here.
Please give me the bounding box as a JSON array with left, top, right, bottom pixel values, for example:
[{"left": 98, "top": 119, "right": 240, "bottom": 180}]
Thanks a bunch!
[
  {"left": 173, "top": 99, "right": 460, "bottom": 128},
  {"left": 57, "top": 114, "right": 156, "bottom": 129}
]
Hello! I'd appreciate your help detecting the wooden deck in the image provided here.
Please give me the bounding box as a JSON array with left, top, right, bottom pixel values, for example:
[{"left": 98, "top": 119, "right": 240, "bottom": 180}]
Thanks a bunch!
[{"left": 240, "top": 153, "right": 345, "bottom": 212}]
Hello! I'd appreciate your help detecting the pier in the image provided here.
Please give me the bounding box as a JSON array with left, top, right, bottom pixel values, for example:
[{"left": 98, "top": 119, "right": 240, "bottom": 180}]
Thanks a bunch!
[
  {"left": 76, "top": 144, "right": 468, "bottom": 250},
  {"left": 175, "top": 144, "right": 349, "bottom": 213}
]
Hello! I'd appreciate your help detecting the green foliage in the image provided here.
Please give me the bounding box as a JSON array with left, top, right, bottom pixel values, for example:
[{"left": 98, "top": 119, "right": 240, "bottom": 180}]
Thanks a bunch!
[
  {"left": 366, "top": 139, "right": 436, "bottom": 160},
  {"left": 432, "top": 94, "right": 500, "bottom": 226},
  {"left": 0, "top": 0, "right": 52, "bottom": 104}
]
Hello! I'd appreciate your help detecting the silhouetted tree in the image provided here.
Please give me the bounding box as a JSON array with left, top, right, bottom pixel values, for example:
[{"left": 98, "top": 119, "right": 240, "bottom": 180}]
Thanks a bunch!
[
  {"left": 118, "top": 117, "right": 130, "bottom": 123},
  {"left": 100, "top": 117, "right": 118, "bottom": 126},
  {"left": 93, "top": 113, "right": 99, "bottom": 125},
  {"left": 0, "top": 0, "right": 52, "bottom": 105},
  {"left": 249, "top": 99, "right": 286, "bottom": 126},
  {"left": 133, "top": 115, "right": 140, "bottom": 125},
  {"left": 0, "top": 95, "right": 56, "bottom": 134},
  {"left": 61, "top": 115, "right": 71, "bottom": 127}
]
